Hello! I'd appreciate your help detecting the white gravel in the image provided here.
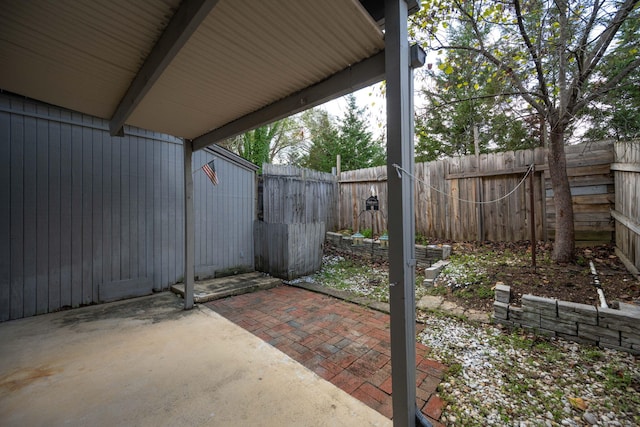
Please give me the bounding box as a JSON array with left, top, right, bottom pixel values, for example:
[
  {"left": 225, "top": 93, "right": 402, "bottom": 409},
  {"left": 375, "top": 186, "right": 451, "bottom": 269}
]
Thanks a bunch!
[
  {"left": 308, "top": 253, "right": 639, "bottom": 426},
  {"left": 418, "top": 315, "right": 640, "bottom": 426}
]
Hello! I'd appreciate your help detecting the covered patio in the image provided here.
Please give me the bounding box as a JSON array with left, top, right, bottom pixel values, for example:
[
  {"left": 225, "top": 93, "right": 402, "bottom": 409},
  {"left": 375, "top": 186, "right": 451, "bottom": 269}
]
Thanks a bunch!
[
  {"left": 0, "top": 292, "right": 391, "bottom": 426},
  {"left": 1, "top": 0, "right": 427, "bottom": 424}
]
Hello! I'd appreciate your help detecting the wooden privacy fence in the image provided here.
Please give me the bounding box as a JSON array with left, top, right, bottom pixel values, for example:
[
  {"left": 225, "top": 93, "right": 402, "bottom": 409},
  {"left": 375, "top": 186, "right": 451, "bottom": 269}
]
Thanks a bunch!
[
  {"left": 612, "top": 142, "right": 640, "bottom": 276},
  {"left": 338, "top": 141, "right": 615, "bottom": 243},
  {"left": 255, "top": 164, "right": 338, "bottom": 279}
]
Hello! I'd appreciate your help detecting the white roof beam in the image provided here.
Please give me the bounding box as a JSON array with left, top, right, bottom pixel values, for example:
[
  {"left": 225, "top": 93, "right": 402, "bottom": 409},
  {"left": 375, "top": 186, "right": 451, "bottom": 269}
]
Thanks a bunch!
[
  {"left": 109, "top": 0, "right": 220, "bottom": 136},
  {"left": 192, "top": 50, "right": 386, "bottom": 152}
]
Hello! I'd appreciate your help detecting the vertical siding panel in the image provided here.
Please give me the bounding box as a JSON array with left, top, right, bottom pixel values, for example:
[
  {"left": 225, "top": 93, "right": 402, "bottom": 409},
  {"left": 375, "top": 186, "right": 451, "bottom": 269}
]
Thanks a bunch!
[
  {"left": 146, "top": 138, "right": 158, "bottom": 290},
  {"left": 59, "top": 110, "right": 72, "bottom": 308},
  {"left": 102, "top": 132, "right": 112, "bottom": 289},
  {"left": 120, "top": 136, "right": 130, "bottom": 279},
  {"left": 161, "top": 142, "right": 169, "bottom": 287},
  {"left": 228, "top": 162, "right": 235, "bottom": 268},
  {"left": 193, "top": 152, "right": 201, "bottom": 269},
  {"left": 9, "top": 100, "right": 24, "bottom": 319},
  {"left": 137, "top": 137, "right": 146, "bottom": 282},
  {"left": 176, "top": 143, "right": 184, "bottom": 281},
  {"left": 70, "top": 117, "right": 83, "bottom": 308},
  {"left": 129, "top": 136, "right": 139, "bottom": 278},
  {"left": 207, "top": 153, "right": 213, "bottom": 269},
  {"left": 0, "top": 107, "right": 11, "bottom": 320},
  {"left": 22, "top": 103, "right": 37, "bottom": 317},
  {"left": 202, "top": 153, "right": 210, "bottom": 269},
  {"left": 111, "top": 133, "right": 121, "bottom": 281},
  {"left": 36, "top": 107, "right": 49, "bottom": 314},
  {"left": 2, "top": 93, "right": 258, "bottom": 317},
  {"left": 168, "top": 143, "right": 177, "bottom": 283},
  {"left": 91, "top": 122, "right": 103, "bottom": 302},
  {"left": 47, "top": 108, "right": 61, "bottom": 312},
  {"left": 81, "top": 122, "right": 93, "bottom": 304},
  {"left": 152, "top": 138, "right": 162, "bottom": 288}
]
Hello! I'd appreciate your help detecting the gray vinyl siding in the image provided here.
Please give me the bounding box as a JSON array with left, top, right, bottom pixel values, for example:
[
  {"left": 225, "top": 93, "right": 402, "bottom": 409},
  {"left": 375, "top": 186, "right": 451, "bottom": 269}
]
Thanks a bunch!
[
  {"left": 0, "top": 93, "right": 256, "bottom": 321},
  {"left": 192, "top": 149, "right": 256, "bottom": 279}
]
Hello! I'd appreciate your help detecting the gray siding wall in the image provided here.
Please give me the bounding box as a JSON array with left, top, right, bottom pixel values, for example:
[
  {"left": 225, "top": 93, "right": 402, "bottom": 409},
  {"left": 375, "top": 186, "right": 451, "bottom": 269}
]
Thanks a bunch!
[
  {"left": 193, "top": 149, "right": 256, "bottom": 279},
  {"left": 0, "top": 93, "right": 255, "bottom": 320}
]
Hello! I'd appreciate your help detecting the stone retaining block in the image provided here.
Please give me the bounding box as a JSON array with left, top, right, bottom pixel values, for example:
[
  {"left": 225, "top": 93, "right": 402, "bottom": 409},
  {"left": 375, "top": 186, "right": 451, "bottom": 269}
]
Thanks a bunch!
[
  {"left": 493, "top": 301, "right": 509, "bottom": 320},
  {"left": 494, "top": 283, "right": 511, "bottom": 304},
  {"left": 324, "top": 232, "right": 451, "bottom": 267},
  {"left": 493, "top": 284, "right": 640, "bottom": 355}
]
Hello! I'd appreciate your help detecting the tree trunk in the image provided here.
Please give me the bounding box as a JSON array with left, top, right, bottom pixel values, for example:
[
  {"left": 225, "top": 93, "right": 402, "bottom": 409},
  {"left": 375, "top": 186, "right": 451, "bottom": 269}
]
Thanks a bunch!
[{"left": 547, "top": 123, "right": 575, "bottom": 262}]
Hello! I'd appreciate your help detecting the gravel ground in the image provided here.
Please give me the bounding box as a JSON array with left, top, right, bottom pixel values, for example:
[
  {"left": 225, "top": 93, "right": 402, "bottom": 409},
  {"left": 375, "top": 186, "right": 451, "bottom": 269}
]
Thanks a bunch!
[
  {"left": 303, "top": 255, "right": 640, "bottom": 427},
  {"left": 418, "top": 315, "right": 640, "bottom": 426}
]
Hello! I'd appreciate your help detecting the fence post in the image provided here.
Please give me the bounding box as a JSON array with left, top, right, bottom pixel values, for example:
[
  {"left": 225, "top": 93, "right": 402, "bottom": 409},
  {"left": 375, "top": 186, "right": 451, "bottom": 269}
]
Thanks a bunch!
[
  {"left": 530, "top": 164, "right": 536, "bottom": 268},
  {"left": 474, "top": 125, "right": 484, "bottom": 241},
  {"left": 337, "top": 154, "right": 341, "bottom": 230}
]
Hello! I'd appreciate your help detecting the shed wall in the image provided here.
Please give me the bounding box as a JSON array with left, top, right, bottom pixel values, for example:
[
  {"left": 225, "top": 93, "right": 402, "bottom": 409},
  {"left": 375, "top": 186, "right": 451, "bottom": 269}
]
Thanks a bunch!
[{"left": 0, "top": 93, "right": 255, "bottom": 320}]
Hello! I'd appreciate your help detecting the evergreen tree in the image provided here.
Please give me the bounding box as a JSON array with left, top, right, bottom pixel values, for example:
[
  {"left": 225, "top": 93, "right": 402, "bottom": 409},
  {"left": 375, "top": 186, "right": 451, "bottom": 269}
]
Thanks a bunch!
[
  {"left": 338, "top": 95, "right": 385, "bottom": 171},
  {"left": 301, "top": 109, "right": 341, "bottom": 172},
  {"left": 415, "top": 23, "right": 538, "bottom": 163},
  {"left": 301, "top": 95, "right": 385, "bottom": 173}
]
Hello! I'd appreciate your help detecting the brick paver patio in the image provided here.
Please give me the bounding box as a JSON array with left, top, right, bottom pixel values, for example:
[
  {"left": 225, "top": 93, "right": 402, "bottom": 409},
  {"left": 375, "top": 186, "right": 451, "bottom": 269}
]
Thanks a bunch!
[{"left": 206, "top": 285, "right": 446, "bottom": 425}]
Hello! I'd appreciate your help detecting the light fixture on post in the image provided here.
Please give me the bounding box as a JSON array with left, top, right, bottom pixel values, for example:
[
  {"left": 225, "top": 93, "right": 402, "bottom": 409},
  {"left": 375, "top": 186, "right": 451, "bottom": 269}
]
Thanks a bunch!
[{"left": 351, "top": 232, "right": 364, "bottom": 246}]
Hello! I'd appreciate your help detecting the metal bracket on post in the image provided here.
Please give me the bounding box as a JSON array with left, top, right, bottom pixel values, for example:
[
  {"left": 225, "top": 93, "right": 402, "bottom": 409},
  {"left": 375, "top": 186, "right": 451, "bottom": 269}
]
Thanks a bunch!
[{"left": 410, "top": 44, "right": 426, "bottom": 69}]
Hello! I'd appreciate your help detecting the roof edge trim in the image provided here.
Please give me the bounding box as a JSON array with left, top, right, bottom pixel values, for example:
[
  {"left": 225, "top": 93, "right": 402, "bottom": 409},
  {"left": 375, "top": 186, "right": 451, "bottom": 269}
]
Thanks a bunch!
[{"left": 204, "top": 144, "right": 260, "bottom": 172}]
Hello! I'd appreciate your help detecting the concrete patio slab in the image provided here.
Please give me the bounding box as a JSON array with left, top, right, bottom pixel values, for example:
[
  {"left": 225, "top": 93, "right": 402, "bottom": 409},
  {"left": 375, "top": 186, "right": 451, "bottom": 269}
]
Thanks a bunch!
[{"left": 0, "top": 292, "right": 391, "bottom": 427}]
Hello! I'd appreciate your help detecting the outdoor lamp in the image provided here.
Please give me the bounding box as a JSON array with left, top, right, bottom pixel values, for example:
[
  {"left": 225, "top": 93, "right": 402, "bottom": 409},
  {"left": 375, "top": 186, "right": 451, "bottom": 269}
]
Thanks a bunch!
[{"left": 352, "top": 232, "right": 364, "bottom": 246}]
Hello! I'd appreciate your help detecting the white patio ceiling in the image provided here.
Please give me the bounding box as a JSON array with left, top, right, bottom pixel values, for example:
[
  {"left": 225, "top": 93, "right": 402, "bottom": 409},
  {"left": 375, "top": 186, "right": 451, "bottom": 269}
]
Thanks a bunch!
[{"left": 0, "top": 0, "right": 384, "bottom": 144}]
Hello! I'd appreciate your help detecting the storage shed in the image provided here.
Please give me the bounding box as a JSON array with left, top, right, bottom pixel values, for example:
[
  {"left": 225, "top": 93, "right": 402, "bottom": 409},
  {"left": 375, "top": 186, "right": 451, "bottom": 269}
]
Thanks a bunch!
[{"left": 0, "top": 92, "right": 258, "bottom": 319}]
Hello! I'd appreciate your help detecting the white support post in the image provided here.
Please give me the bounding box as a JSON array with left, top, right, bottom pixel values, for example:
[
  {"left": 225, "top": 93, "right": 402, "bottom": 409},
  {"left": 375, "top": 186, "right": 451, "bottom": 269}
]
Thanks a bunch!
[
  {"left": 183, "top": 139, "right": 195, "bottom": 310},
  {"left": 385, "top": 0, "right": 417, "bottom": 425}
]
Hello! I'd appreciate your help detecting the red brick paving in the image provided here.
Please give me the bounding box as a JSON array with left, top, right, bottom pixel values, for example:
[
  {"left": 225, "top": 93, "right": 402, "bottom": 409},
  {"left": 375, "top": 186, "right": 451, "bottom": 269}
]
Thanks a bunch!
[{"left": 206, "top": 285, "right": 446, "bottom": 423}]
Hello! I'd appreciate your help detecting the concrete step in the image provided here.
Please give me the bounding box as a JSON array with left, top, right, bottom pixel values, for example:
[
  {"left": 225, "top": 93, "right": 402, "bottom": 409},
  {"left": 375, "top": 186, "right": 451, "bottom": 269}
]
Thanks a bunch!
[{"left": 171, "top": 272, "right": 282, "bottom": 303}]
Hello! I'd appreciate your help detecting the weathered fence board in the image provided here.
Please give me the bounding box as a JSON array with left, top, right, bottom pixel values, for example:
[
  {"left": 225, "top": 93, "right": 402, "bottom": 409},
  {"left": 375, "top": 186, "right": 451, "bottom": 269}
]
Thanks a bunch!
[
  {"left": 254, "top": 221, "right": 326, "bottom": 280},
  {"left": 261, "top": 164, "right": 338, "bottom": 228},
  {"left": 256, "top": 164, "right": 336, "bottom": 279},
  {"left": 338, "top": 141, "right": 615, "bottom": 243},
  {"left": 613, "top": 141, "right": 640, "bottom": 276}
]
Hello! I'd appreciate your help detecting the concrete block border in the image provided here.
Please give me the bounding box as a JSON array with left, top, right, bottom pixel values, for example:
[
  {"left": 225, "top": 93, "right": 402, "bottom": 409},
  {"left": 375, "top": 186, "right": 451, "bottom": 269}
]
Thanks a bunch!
[
  {"left": 493, "top": 285, "right": 640, "bottom": 355},
  {"left": 325, "top": 231, "right": 451, "bottom": 267}
]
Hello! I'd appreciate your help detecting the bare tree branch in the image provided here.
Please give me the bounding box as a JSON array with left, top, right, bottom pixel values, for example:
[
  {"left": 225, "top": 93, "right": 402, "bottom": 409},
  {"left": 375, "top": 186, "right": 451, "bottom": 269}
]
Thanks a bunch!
[
  {"left": 579, "top": 0, "right": 639, "bottom": 86},
  {"left": 432, "top": 44, "right": 547, "bottom": 115},
  {"left": 422, "top": 90, "right": 537, "bottom": 107},
  {"left": 513, "top": 0, "right": 551, "bottom": 107},
  {"left": 575, "top": 56, "right": 640, "bottom": 111}
]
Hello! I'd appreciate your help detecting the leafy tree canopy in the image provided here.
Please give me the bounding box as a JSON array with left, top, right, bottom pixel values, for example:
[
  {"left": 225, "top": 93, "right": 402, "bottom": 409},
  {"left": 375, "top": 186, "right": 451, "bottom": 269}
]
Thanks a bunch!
[{"left": 411, "top": 0, "right": 640, "bottom": 262}]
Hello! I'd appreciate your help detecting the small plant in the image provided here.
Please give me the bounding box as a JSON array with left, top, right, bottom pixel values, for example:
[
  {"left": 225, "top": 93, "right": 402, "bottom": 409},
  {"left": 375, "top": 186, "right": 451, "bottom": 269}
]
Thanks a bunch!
[
  {"left": 583, "top": 348, "right": 604, "bottom": 361},
  {"left": 415, "top": 233, "right": 429, "bottom": 245},
  {"left": 447, "top": 362, "right": 462, "bottom": 376},
  {"left": 425, "top": 285, "right": 448, "bottom": 296},
  {"left": 361, "top": 228, "right": 373, "bottom": 239},
  {"left": 604, "top": 365, "right": 633, "bottom": 391}
]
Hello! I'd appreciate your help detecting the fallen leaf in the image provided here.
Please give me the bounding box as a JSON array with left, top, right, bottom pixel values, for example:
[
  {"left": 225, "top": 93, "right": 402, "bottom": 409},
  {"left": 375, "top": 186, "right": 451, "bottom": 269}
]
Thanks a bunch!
[{"left": 568, "top": 397, "right": 588, "bottom": 411}]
